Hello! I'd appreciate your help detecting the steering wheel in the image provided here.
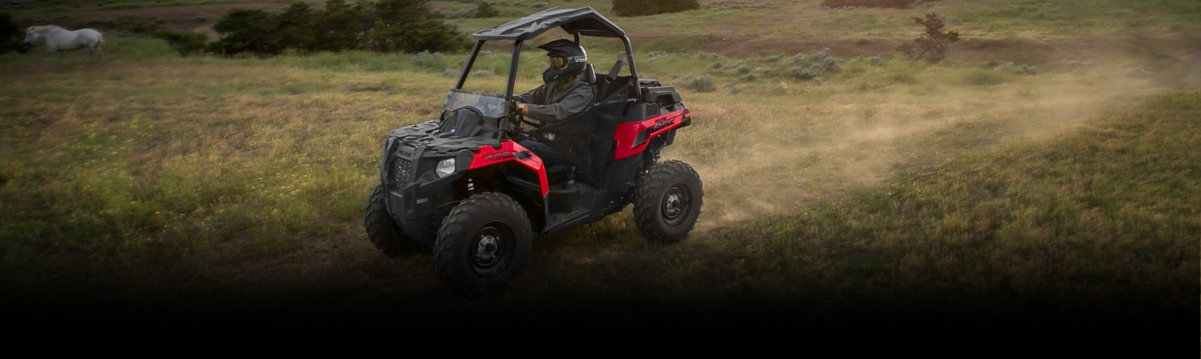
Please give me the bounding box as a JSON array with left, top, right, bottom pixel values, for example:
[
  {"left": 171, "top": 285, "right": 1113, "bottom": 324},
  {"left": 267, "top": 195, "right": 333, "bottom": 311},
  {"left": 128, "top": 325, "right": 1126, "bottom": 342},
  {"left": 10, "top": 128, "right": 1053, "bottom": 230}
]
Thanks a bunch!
[{"left": 511, "top": 101, "right": 543, "bottom": 138}]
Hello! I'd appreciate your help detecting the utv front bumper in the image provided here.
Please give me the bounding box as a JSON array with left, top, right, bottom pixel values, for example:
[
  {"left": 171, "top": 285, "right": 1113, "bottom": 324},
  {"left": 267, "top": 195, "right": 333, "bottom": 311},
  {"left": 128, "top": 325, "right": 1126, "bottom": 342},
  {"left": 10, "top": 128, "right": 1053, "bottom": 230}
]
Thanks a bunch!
[{"left": 379, "top": 123, "right": 475, "bottom": 247}]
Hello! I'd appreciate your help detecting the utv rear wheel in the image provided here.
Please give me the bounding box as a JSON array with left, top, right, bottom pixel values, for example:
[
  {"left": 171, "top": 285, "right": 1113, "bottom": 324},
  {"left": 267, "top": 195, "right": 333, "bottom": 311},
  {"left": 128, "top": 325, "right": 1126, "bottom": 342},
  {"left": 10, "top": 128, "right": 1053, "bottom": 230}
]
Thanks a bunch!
[
  {"left": 634, "top": 160, "right": 703, "bottom": 244},
  {"left": 364, "top": 185, "right": 421, "bottom": 256},
  {"left": 434, "top": 192, "right": 532, "bottom": 296}
]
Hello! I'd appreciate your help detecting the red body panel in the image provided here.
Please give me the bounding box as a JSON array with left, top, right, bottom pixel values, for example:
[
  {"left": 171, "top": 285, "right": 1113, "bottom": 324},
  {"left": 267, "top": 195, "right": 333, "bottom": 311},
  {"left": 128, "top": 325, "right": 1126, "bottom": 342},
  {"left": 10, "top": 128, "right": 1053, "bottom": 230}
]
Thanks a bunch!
[
  {"left": 612, "top": 109, "right": 689, "bottom": 161},
  {"left": 468, "top": 141, "right": 549, "bottom": 197}
]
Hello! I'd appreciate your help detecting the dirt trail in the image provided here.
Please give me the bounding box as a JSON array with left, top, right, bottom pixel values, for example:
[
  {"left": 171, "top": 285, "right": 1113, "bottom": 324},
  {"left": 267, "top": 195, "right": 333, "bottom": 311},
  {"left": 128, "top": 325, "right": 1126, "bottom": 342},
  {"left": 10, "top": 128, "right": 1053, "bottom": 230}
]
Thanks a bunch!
[{"left": 681, "top": 65, "right": 1175, "bottom": 234}]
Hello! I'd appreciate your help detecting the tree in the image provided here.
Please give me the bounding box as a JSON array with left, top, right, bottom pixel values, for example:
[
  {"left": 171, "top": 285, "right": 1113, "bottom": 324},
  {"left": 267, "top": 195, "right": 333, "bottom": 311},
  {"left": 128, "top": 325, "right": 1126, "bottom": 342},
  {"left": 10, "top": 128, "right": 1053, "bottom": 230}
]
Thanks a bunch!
[
  {"left": 312, "top": 0, "right": 372, "bottom": 52},
  {"left": 207, "top": 0, "right": 466, "bottom": 56},
  {"left": 367, "top": 0, "right": 464, "bottom": 53},
  {"left": 211, "top": 9, "right": 284, "bottom": 56},
  {"left": 275, "top": 2, "right": 317, "bottom": 52}
]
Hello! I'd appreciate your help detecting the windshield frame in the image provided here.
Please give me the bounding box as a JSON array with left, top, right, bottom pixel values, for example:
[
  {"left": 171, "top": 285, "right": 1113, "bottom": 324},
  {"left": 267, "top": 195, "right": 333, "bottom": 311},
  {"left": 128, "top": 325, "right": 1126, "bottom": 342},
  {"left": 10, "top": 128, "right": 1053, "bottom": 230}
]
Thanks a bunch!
[
  {"left": 450, "top": 36, "right": 640, "bottom": 141},
  {"left": 442, "top": 89, "right": 508, "bottom": 119},
  {"left": 451, "top": 39, "right": 525, "bottom": 141}
]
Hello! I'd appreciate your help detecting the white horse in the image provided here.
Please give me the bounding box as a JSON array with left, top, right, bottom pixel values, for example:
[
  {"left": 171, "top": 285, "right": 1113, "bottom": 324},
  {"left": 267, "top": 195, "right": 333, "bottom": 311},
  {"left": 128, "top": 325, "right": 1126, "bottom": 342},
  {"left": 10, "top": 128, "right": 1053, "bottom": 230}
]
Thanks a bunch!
[{"left": 24, "top": 25, "right": 105, "bottom": 56}]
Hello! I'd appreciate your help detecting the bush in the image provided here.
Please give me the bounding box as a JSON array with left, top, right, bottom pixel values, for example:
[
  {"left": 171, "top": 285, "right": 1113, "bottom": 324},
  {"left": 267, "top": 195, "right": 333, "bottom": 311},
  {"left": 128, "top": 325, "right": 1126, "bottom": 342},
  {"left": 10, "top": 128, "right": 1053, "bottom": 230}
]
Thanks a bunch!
[
  {"left": 821, "top": 0, "right": 916, "bottom": 8},
  {"left": 411, "top": 50, "right": 445, "bottom": 68},
  {"left": 612, "top": 0, "right": 699, "bottom": 17},
  {"left": 810, "top": 48, "right": 842, "bottom": 72},
  {"left": 154, "top": 29, "right": 208, "bottom": 56},
  {"left": 788, "top": 66, "right": 819, "bottom": 80},
  {"left": 211, "top": 9, "right": 284, "bottom": 56},
  {"left": 275, "top": 2, "right": 317, "bottom": 52},
  {"left": 476, "top": 1, "right": 499, "bottom": 17},
  {"left": 311, "top": 0, "right": 372, "bottom": 53},
  {"left": 680, "top": 75, "right": 715, "bottom": 92},
  {"left": 0, "top": 12, "right": 32, "bottom": 54},
  {"left": 366, "top": 0, "right": 466, "bottom": 53},
  {"left": 210, "top": 0, "right": 466, "bottom": 57}
]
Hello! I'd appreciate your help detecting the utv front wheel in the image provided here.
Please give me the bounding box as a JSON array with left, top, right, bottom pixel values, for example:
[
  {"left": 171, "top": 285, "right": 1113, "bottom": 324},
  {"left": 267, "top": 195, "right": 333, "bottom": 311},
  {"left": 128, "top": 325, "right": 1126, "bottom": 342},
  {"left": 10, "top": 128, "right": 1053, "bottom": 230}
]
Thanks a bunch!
[
  {"left": 634, "top": 160, "right": 703, "bottom": 244},
  {"left": 434, "top": 192, "right": 532, "bottom": 296},
  {"left": 364, "top": 185, "right": 421, "bottom": 256}
]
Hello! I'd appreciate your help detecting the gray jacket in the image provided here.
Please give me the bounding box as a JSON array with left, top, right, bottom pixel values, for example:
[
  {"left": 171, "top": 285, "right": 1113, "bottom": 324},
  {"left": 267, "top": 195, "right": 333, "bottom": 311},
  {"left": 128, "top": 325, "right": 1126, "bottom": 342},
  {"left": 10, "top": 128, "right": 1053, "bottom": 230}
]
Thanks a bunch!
[{"left": 517, "top": 75, "right": 594, "bottom": 123}]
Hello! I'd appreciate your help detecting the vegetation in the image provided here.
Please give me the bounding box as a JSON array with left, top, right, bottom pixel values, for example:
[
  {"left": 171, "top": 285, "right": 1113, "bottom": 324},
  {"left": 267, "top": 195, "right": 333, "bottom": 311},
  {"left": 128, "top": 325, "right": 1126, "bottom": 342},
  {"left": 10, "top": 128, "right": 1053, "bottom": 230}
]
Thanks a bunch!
[
  {"left": 208, "top": 0, "right": 465, "bottom": 56},
  {"left": 822, "top": 0, "right": 918, "bottom": 8},
  {"left": 154, "top": 28, "right": 207, "bottom": 56},
  {"left": 899, "top": 12, "right": 959, "bottom": 63},
  {"left": 0, "top": 0, "right": 1196, "bottom": 331},
  {"left": 476, "top": 1, "right": 498, "bottom": 18},
  {"left": 679, "top": 75, "right": 714, "bottom": 92},
  {"left": 612, "top": 0, "right": 698, "bottom": 17}
]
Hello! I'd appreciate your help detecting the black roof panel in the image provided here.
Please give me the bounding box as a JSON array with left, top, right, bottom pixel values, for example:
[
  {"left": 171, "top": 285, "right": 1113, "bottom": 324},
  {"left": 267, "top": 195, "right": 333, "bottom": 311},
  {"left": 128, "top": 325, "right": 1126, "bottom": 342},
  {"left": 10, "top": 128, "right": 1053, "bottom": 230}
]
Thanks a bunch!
[{"left": 471, "top": 6, "right": 626, "bottom": 41}]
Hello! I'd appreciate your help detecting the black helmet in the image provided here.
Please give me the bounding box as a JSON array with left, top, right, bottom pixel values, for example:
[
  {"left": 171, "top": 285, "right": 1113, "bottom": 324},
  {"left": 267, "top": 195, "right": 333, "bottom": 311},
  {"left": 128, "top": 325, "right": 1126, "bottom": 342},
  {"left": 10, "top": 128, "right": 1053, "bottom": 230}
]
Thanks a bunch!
[{"left": 538, "top": 39, "right": 587, "bottom": 84}]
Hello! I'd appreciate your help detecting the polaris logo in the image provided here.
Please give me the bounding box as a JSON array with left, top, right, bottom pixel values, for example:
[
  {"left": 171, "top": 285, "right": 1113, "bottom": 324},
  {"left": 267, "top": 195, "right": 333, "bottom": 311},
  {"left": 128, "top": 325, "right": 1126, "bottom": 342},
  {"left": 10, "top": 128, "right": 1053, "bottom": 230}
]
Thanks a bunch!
[
  {"left": 650, "top": 116, "right": 675, "bottom": 131},
  {"left": 486, "top": 152, "right": 513, "bottom": 161}
]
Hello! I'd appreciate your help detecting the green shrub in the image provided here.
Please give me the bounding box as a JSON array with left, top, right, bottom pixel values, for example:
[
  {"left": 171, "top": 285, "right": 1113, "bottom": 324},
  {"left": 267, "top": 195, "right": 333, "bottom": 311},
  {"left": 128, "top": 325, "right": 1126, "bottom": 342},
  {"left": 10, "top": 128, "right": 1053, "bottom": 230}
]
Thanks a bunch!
[
  {"left": 209, "top": 0, "right": 466, "bottom": 57},
  {"left": 680, "top": 75, "right": 715, "bottom": 92},
  {"left": 612, "top": 0, "right": 699, "bottom": 17},
  {"left": 275, "top": 2, "right": 317, "bottom": 52},
  {"left": 788, "top": 66, "right": 819, "bottom": 80},
  {"left": 810, "top": 48, "right": 842, "bottom": 72},
  {"left": 411, "top": 50, "right": 446, "bottom": 68},
  {"left": 211, "top": 9, "right": 284, "bottom": 56},
  {"left": 476, "top": 1, "right": 499, "bottom": 17},
  {"left": 154, "top": 29, "right": 208, "bottom": 56},
  {"left": 821, "top": 0, "right": 916, "bottom": 8},
  {"left": 366, "top": 0, "right": 466, "bottom": 53}
]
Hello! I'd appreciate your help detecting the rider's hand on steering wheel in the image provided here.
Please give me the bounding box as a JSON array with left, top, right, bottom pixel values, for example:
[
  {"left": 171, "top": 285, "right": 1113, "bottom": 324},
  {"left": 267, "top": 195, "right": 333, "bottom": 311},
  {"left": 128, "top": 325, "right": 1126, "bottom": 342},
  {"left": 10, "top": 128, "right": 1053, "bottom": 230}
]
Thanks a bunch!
[{"left": 510, "top": 100, "right": 534, "bottom": 117}]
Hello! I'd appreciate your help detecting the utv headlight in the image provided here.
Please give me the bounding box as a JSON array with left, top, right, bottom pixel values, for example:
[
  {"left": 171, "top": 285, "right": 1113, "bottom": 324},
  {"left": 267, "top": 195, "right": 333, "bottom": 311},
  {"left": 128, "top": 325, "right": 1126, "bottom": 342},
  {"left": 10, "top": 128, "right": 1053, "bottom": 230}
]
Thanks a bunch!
[{"left": 435, "top": 158, "right": 456, "bottom": 178}]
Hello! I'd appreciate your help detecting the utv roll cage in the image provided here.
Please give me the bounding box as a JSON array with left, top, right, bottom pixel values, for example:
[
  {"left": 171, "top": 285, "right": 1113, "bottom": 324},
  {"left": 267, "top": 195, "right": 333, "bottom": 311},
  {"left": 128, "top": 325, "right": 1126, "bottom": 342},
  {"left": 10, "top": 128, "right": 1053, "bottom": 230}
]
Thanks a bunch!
[{"left": 454, "top": 6, "right": 642, "bottom": 140}]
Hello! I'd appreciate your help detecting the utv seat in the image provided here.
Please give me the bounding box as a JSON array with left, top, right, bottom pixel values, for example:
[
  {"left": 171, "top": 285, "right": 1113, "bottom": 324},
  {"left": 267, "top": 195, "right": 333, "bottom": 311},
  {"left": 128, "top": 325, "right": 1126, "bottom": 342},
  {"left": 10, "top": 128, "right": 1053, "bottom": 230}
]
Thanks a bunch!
[
  {"left": 583, "top": 62, "right": 596, "bottom": 84},
  {"left": 595, "top": 52, "right": 629, "bottom": 102}
]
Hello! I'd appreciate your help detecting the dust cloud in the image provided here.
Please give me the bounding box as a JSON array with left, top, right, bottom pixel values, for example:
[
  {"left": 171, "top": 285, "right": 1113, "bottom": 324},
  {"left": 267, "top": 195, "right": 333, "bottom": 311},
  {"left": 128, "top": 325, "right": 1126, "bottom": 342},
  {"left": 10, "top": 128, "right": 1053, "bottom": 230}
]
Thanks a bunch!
[{"left": 672, "top": 58, "right": 1183, "bottom": 233}]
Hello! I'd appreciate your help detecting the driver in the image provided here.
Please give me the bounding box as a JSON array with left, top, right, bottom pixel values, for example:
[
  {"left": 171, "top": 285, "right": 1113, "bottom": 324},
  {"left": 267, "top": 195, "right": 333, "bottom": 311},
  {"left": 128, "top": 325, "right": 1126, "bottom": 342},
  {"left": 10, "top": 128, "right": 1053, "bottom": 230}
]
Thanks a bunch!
[{"left": 512, "top": 39, "right": 594, "bottom": 171}]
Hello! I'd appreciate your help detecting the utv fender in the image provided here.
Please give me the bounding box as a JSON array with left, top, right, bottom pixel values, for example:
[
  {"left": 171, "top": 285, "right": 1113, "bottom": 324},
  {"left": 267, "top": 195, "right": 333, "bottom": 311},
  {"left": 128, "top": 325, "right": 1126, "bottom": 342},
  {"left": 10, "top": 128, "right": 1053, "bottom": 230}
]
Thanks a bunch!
[
  {"left": 469, "top": 141, "right": 549, "bottom": 197},
  {"left": 613, "top": 108, "right": 691, "bottom": 161}
]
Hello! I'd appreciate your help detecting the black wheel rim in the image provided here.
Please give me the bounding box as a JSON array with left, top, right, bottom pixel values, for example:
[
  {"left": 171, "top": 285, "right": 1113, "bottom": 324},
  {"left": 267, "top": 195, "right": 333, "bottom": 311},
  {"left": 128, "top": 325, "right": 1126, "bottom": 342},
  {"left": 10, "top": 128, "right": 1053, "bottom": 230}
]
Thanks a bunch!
[
  {"left": 470, "top": 223, "right": 512, "bottom": 276},
  {"left": 661, "top": 184, "right": 692, "bottom": 226}
]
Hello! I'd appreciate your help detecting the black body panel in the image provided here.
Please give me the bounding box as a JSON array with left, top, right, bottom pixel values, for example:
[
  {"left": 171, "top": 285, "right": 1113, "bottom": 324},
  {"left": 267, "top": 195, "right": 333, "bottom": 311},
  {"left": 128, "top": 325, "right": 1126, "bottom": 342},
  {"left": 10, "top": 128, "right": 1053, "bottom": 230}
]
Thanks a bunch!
[{"left": 381, "top": 122, "right": 493, "bottom": 246}]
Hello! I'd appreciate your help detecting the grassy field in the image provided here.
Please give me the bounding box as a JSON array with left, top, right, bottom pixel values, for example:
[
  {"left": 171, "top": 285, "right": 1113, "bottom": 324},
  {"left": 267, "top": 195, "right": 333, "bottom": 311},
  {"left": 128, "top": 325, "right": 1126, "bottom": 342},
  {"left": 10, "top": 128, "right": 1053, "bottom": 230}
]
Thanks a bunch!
[{"left": 1, "top": 0, "right": 1197, "bottom": 334}]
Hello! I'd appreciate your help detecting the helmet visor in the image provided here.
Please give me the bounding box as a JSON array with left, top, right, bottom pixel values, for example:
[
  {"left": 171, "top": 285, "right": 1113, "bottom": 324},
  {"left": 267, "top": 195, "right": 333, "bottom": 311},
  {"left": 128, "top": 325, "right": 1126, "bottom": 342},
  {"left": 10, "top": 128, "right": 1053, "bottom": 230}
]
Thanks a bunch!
[{"left": 548, "top": 55, "right": 567, "bottom": 70}]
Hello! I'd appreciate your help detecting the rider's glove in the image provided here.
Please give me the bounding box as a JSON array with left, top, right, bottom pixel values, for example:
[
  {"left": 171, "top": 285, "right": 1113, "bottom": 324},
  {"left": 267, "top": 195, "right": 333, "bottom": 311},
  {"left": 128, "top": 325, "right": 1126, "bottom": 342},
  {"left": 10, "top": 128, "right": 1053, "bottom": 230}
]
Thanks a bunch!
[{"left": 513, "top": 101, "right": 530, "bottom": 116}]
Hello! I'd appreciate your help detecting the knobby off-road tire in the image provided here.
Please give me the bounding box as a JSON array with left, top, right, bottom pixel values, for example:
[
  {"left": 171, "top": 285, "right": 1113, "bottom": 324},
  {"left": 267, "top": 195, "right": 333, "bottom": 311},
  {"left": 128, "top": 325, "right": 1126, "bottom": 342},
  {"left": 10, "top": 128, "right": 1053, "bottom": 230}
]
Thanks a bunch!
[
  {"left": 434, "top": 192, "right": 533, "bottom": 296},
  {"left": 634, "top": 160, "right": 703, "bottom": 244},
  {"left": 364, "top": 185, "right": 421, "bottom": 256}
]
